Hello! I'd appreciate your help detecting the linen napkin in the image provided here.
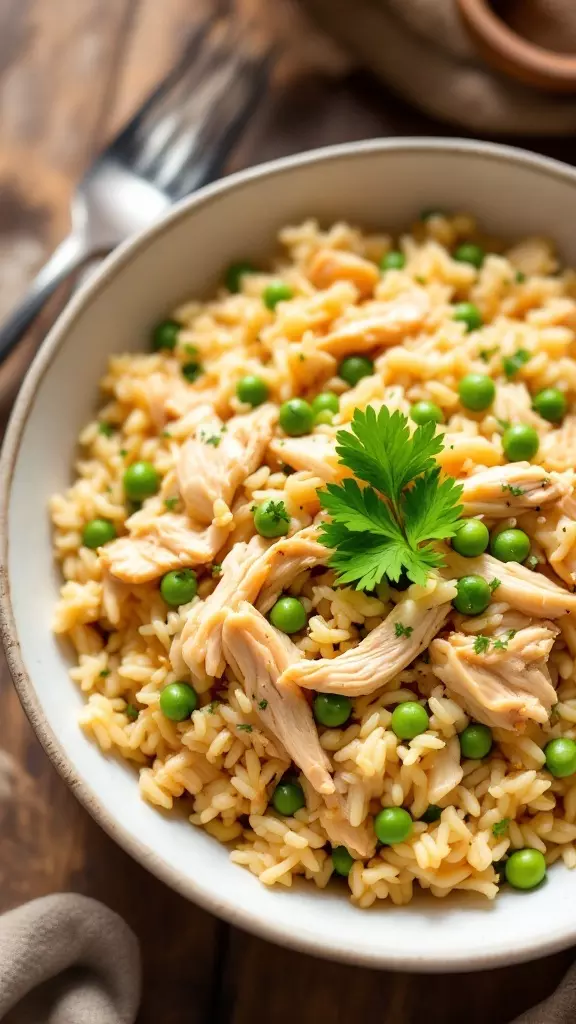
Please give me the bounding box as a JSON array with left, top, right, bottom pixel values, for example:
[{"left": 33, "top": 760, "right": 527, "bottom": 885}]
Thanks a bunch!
[
  {"left": 300, "top": 0, "right": 576, "bottom": 134},
  {"left": 0, "top": 895, "right": 140, "bottom": 1024}
]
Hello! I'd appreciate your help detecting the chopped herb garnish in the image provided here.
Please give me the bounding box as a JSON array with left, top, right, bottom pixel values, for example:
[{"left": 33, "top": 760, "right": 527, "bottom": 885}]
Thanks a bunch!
[
  {"left": 515, "top": 270, "right": 526, "bottom": 283},
  {"left": 496, "top": 418, "right": 510, "bottom": 432},
  {"left": 120, "top": 448, "right": 128, "bottom": 457},
  {"left": 184, "top": 344, "right": 199, "bottom": 356},
  {"left": 299, "top": 353, "right": 306, "bottom": 362},
  {"left": 501, "top": 483, "right": 524, "bottom": 497},
  {"left": 318, "top": 408, "right": 463, "bottom": 590},
  {"left": 237, "top": 723, "right": 253, "bottom": 732},
  {"left": 98, "top": 421, "right": 114, "bottom": 437},
  {"left": 414, "top": 275, "right": 426, "bottom": 284},
  {"left": 161, "top": 430, "right": 172, "bottom": 439},
  {"left": 489, "top": 578, "right": 501, "bottom": 592},
  {"left": 125, "top": 703, "right": 139, "bottom": 721},
  {"left": 492, "top": 817, "right": 510, "bottom": 837},
  {"left": 479, "top": 347, "right": 498, "bottom": 363},
  {"left": 258, "top": 699, "right": 268, "bottom": 710},
  {"left": 182, "top": 360, "right": 202, "bottom": 383},
  {"left": 493, "top": 629, "right": 517, "bottom": 652},
  {"left": 203, "top": 433, "right": 221, "bottom": 448},
  {"left": 211, "top": 563, "right": 222, "bottom": 577},
  {"left": 263, "top": 500, "right": 290, "bottom": 525},
  {"left": 525, "top": 554, "right": 539, "bottom": 571},
  {"left": 99, "top": 669, "right": 111, "bottom": 678},
  {"left": 473, "top": 634, "right": 490, "bottom": 655},
  {"left": 207, "top": 701, "right": 219, "bottom": 714},
  {"left": 164, "top": 497, "right": 178, "bottom": 511},
  {"left": 394, "top": 622, "right": 414, "bottom": 639},
  {"left": 502, "top": 349, "right": 531, "bottom": 379}
]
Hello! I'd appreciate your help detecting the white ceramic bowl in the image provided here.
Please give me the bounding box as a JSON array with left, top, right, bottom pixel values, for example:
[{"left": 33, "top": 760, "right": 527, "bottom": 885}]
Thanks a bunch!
[{"left": 4, "top": 138, "right": 576, "bottom": 972}]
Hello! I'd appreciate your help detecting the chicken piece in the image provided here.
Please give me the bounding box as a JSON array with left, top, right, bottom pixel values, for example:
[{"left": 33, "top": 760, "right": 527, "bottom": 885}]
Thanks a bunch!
[
  {"left": 492, "top": 383, "right": 548, "bottom": 433},
  {"left": 430, "top": 623, "right": 559, "bottom": 731},
  {"left": 177, "top": 404, "right": 277, "bottom": 524},
  {"left": 521, "top": 494, "right": 576, "bottom": 588},
  {"left": 279, "top": 594, "right": 452, "bottom": 696},
  {"left": 427, "top": 737, "right": 464, "bottom": 805},
  {"left": 222, "top": 603, "right": 334, "bottom": 796},
  {"left": 308, "top": 248, "right": 380, "bottom": 298},
  {"left": 174, "top": 536, "right": 268, "bottom": 684},
  {"left": 100, "top": 567, "right": 129, "bottom": 627},
  {"left": 459, "top": 462, "right": 572, "bottom": 518},
  {"left": 443, "top": 549, "right": 576, "bottom": 618},
  {"left": 268, "top": 435, "right": 344, "bottom": 485},
  {"left": 129, "top": 372, "right": 173, "bottom": 431},
  {"left": 540, "top": 415, "right": 576, "bottom": 473},
  {"left": 102, "top": 515, "right": 228, "bottom": 584},
  {"left": 316, "top": 291, "right": 429, "bottom": 358},
  {"left": 319, "top": 801, "right": 376, "bottom": 859},
  {"left": 175, "top": 525, "right": 329, "bottom": 682}
]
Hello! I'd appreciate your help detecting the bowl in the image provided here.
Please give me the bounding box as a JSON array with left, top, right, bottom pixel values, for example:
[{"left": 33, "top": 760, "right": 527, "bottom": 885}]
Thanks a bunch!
[{"left": 4, "top": 138, "right": 576, "bottom": 971}]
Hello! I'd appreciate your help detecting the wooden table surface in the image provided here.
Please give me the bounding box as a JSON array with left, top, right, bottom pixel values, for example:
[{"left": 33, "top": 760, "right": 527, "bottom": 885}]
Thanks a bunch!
[{"left": 1, "top": 2, "right": 576, "bottom": 1021}]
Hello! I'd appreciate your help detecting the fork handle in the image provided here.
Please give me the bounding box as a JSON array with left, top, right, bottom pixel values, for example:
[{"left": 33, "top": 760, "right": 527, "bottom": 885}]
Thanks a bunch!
[{"left": 0, "top": 232, "right": 87, "bottom": 365}]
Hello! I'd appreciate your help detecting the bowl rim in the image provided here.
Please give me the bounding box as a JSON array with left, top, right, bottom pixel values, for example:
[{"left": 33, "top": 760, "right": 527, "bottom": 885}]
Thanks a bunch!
[{"left": 4, "top": 136, "right": 576, "bottom": 972}]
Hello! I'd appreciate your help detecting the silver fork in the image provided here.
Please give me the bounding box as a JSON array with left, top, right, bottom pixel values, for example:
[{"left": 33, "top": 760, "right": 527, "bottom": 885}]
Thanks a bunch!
[{"left": 0, "top": 17, "right": 273, "bottom": 365}]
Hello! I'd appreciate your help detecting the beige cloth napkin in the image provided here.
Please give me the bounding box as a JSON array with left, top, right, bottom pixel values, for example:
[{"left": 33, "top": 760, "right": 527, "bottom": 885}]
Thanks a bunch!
[
  {"left": 301, "top": 0, "right": 576, "bottom": 134},
  {"left": 0, "top": 895, "right": 140, "bottom": 1024}
]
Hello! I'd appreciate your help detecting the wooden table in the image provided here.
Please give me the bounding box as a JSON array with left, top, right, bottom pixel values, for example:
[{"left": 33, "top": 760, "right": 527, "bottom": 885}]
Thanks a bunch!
[{"left": 1, "top": 2, "right": 575, "bottom": 1020}]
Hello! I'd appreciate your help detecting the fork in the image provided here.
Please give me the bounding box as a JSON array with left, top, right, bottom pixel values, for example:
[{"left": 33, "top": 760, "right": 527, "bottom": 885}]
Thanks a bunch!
[{"left": 0, "top": 17, "right": 273, "bottom": 365}]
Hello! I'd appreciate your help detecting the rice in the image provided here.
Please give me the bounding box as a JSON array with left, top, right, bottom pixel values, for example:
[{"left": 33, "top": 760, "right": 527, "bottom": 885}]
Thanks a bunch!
[{"left": 51, "top": 212, "right": 576, "bottom": 905}]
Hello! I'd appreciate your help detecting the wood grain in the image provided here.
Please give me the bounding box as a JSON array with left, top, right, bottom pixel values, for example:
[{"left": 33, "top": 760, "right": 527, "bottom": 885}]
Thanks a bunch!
[{"left": 1, "top": 1, "right": 576, "bottom": 1022}]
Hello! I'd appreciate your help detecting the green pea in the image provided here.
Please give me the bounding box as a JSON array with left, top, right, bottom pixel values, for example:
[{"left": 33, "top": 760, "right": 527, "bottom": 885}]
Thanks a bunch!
[
  {"left": 225, "top": 261, "right": 255, "bottom": 293},
  {"left": 453, "top": 243, "right": 485, "bottom": 269},
  {"left": 236, "top": 375, "right": 269, "bottom": 407},
  {"left": 380, "top": 250, "right": 405, "bottom": 271},
  {"left": 338, "top": 356, "right": 374, "bottom": 387},
  {"left": 410, "top": 400, "right": 444, "bottom": 426},
  {"left": 544, "top": 737, "right": 576, "bottom": 778},
  {"left": 458, "top": 373, "right": 495, "bottom": 411},
  {"left": 505, "top": 849, "right": 547, "bottom": 890},
  {"left": 452, "top": 519, "right": 489, "bottom": 557},
  {"left": 502, "top": 424, "right": 539, "bottom": 462},
  {"left": 82, "top": 518, "right": 117, "bottom": 549},
  {"left": 532, "top": 388, "right": 567, "bottom": 424},
  {"left": 152, "top": 319, "right": 179, "bottom": 351},
  {"left": 453, "top": 302, "right": 483, "bottom": 332},
  {"left": 390, "top": 701, "right": 429, "bottom": 740},
  {"left": 453, "top": 575, "right": 491, "bottom": 616},
  {"left": 420, "top": 805, "right": 442, "bottom": 824},
  {"left": 279, "top": 398, "right": 314, "bottom": 436},
  {"left": 263, "top": 281, "right": 293, "bottom": 310},
  {"left": 314, "top": 410, "right": 334, "bottom": 425},
  {"left": 123, "top": 461, "right": 160, "bottom": 501},
  {"left": 272, "top": 780, "right": 305, "bottom": 816},
  {"left": 374, "top": 807, "right": 413, "bottom": 845},
  {"left": 313, "top": 693, "right": 352, "bottom": 728},
  {"left": 331, "top": 846, "right": 355, "bottom": 876},
  {"left": 459, "top": 723, "right": 493, "bottom": 759},
  {"left": 490, "top": 528, "right": 530, "bottom": 564},
  {"left": 160, "top": 568, "right": 198, "bottom": 607},
  {"left": 159, "top": 682, "right": 198, "bottom": 721},
  {"left": 182, "top": 361, "right": 202, "bottom": 383},
  {"left": 269, "top": 596, "right": 307, "bottom": 634},
  {"left": 311, "top": 392, "right": 339, "bottom": 415},
  {"left": 253, "top": 500, "right": 290, "bottom": 539}
]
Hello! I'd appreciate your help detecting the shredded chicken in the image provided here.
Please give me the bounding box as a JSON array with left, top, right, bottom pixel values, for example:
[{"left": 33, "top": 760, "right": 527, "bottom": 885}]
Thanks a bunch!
[
  {"left": 278, "top": 591, "right": 453, "bottom": 696},
  {"left": 492, "top": 383, "right": 548, "bottom": 433},
  {"left": 308, "top": 248, "right": 380, "bottom": 298},
  {"left": 177, "top": 404, "right": 277, "bottom": 524},
  {"left": 222, "top": 603, "right": 334, "bottom": 796},
  {"left": 318, "top": 802, "right": 376, "bottom": 859},
  {"left": 459, "top": 462, "right": 572, "bottom": 517},
  {"left": 102, "top": 515, "right": 228, "bottom": 584},
  {"left": 539, "top": 415, "right": 576, "bottom": 472},
  {"left": 268, "top": 435, "right": 343, "bottom": 484},
  {"left": 426, "top": 738, "right": 463, "bottom": 804},
  {"left": 430, "top": 623, "right": 559, "bottom": 731},
  {"left": 443, "top": 549, "right": 576, "bottom": 618},
  {"left": 100, "top": 567, "right": 129, "bottom": 627},
  {"left": 174, "top": 525, "right": 329, "bottom": 682},
  {"left": 316, "top": 291, "right": 429, "bottom": 358},
  {"left": 521, "top": 494, "right": 576, "bottom": 588}
]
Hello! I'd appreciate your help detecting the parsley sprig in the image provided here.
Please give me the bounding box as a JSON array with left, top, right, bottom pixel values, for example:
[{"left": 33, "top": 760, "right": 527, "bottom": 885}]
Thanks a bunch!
[{"left": 319, "top": 407, "right": 463, "bottom": 590}]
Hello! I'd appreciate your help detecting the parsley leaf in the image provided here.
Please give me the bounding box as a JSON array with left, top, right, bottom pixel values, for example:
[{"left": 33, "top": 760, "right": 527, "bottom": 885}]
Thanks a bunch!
[
  {"left": 211, "top": 563, "right": 222, "bottom": 577},
  {"left": 394, "top": 622, "right": 413, "bottom": 638},
  {"left": 489, "top": 578, "right": 501, "bottom": 592},
  {"left": 319, "top": 408, "right": 463, "bottom": 590},
  {"left": 492, "top": 818, "right": 510, "bottom": 837},
  {"left": 125, "top": 703, "right": 139, "bottom": 721},
  {"left": 473, "top": 635, "right": 490, "bottom": 655},
  {"left": 501, "top": 483, "right": 524, "bottom": 497},
  {"left": 258, "top": 699, "right": 268, "bottom": 710},
  {"left": 502, "top": 349, "right": 531, "bottom": 379},
  {"left": 98, "top": 421, "right": 114, "bottom": 437},
  {"left": 237, "top": 723, "right": 253, "bottom": 733},
  {"left": 263, "top": 500, "right": 290, "bottom": 525},
  {"left": 164, "top": 497, "right": 178, "bottom": 511}
]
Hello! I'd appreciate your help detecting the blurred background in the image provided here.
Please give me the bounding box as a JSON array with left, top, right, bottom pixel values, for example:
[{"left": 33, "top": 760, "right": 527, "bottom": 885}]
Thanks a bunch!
[{"left": 1, "top": 1, "right": 576, "bottom": 1021}]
